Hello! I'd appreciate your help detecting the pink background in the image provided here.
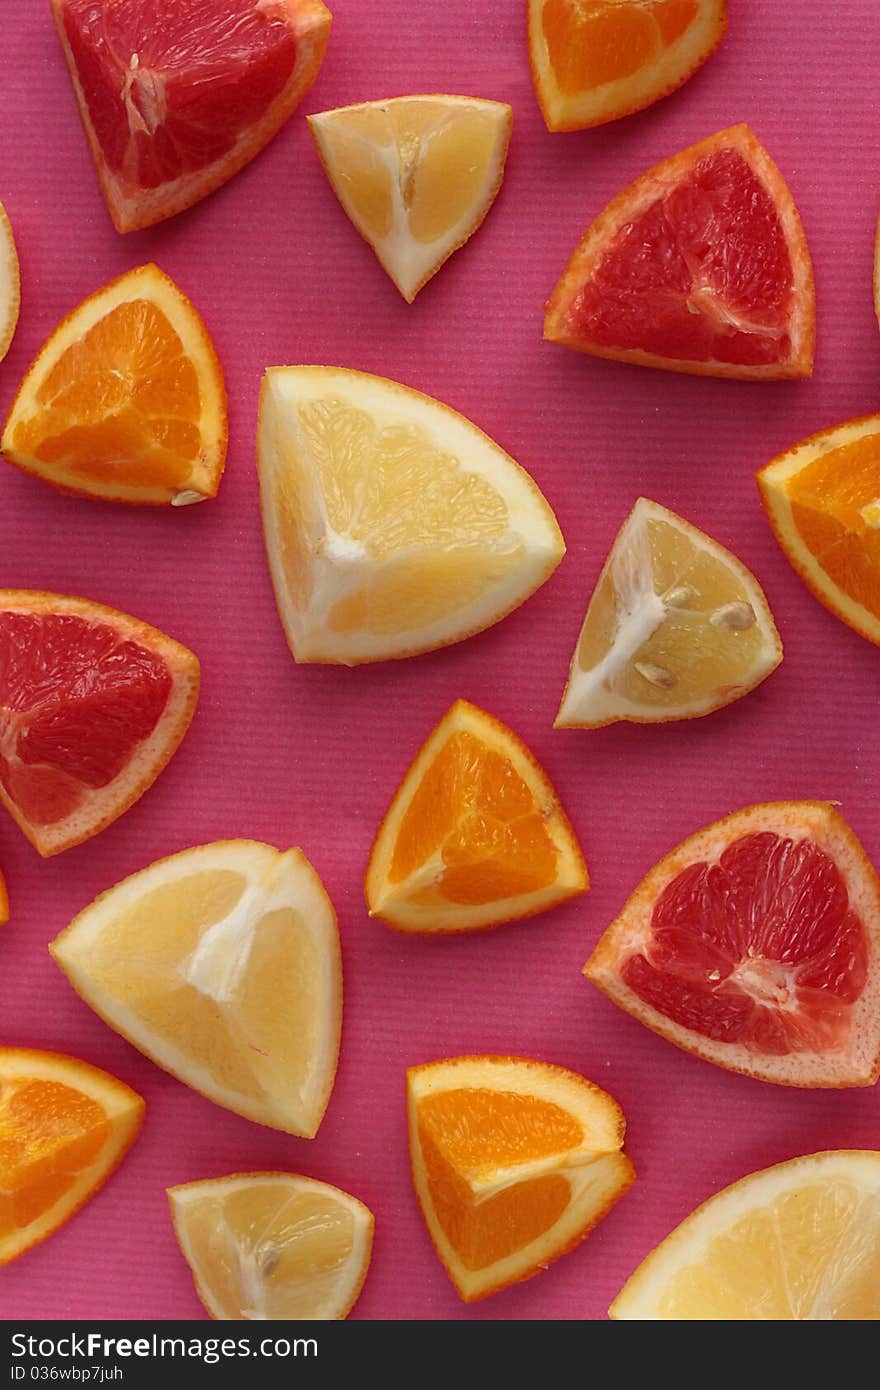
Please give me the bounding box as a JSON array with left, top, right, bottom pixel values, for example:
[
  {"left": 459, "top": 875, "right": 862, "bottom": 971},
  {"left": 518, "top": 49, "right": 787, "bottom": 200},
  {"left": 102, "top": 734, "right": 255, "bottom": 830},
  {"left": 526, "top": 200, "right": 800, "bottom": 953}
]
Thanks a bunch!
[{"left": 2, "top": 0, "right": 879, "bottom": 1322}]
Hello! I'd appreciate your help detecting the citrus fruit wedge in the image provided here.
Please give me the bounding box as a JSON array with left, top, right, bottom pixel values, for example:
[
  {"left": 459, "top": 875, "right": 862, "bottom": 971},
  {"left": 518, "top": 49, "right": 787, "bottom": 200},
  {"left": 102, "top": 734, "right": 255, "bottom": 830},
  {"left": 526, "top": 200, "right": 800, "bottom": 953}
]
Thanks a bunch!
[
  {"left": 50, "top": 840, "right": 342, "bottom": 1136},
  {"left": 528, "top": 0, "right": 728, "bottom": 133},
  {"left": 309, "top": 95, "right": 512, "bottom": 302},
  {"left": 408, "top": 1056, "right": 634, "bottom": 1302},
  {"left": 545, "top": 124, "right": 815, "bottom": 379},
  {"left": 51, "top": 0, "right": 333, "bottom": 233},
  {"left": 611, "top": 1150, "right": 880, "bottom": 1319},
  {"left": 0, "top": 1046, "right": 143, "bottom": 1266},
  {"left": 168, "top": 1173, "right": 374, "bottom": 1319},
  {"left": 2, "top": 264, "right": 227, "bottom": 506},
  {"left": 0, "top": 871, "right": 7, "bottom": 925},
  {"left": 585, "top": 802, "right": 880, "bottom": 1087},
  {"left": 757, "top": 416, "right": 880, "bottom": 649},
  {"left": 555, "top": 498, "right": 782, "bottom": 728},
  {"left": 258, "top": 366, "right": 565, "bottom": 664},
  {"left": 0, "top": 197, "right": 20, "bottom": 364},
  {"left": 366, "top": 700, "right": 588, "bottom": 933},
  {"left": 0, "top": 590, "right": 199, "bottom": 856}
]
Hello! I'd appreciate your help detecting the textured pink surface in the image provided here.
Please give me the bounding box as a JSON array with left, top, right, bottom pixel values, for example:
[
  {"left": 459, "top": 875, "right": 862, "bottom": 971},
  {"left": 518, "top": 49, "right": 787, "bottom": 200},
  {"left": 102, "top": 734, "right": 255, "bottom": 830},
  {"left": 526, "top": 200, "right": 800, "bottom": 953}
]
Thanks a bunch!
[{"left": 1, "top": 0, "right": 879, "bottom": 1323}]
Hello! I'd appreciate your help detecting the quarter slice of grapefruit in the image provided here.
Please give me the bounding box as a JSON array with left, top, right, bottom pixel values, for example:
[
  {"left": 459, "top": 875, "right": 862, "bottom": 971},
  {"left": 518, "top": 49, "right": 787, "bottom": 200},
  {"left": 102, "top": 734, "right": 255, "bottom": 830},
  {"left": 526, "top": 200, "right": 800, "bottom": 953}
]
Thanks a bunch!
[
  {"left": 611, "top": 1150, "right": 880, "bottom": 1319},
  {"left": 366, "top": 699, "right": 589, "bottom": 933},
  {"left": 0, "top": 1046, "right": 144, "bottom": 1265},
  {"left": 555, "top": 498, "right": 782, "bottom": 728},
  {"left": 0, "top": 591, "right": 199, "bottom": 856},
  {"left": 545, "top": 124, "right": 815, "bottom": 379},
  {"left": 528, "top": 0, "right": 728, "bottom": 133},
  {"left": 0, "top": 198, "right": 20, "bottom": 364},
  {"left": 309, "top": 95, "right": 512, "bottom": 301},
  {"left": 51, "top": 0, "right": 333, "bottom": 233},
  {"left": 585, "top": 802, "right": 880, "bottom": 1087},
  {"left": 408, "top": 1056, "right": 634, "bottom": 1302},
  {"left": 757, "top": 416, "right": 880, "bottom": 649}
]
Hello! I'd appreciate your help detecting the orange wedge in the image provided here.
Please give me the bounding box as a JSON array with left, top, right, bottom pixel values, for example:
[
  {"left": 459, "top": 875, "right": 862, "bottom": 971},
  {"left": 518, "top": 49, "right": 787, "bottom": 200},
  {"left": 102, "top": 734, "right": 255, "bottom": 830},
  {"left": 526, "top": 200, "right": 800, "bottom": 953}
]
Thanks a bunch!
[
  {"left": 0, "top": 870, "right": 7, "bottom": 925},
  {"left": 2, "top": 264, "right": 227, "bottom": 505},
  {"left": 309, "top": 96, "right": 512, "bottom": 301},
  {"left": 0, "top": 198, "right": 20, "bottom": 363},
  {"left": 408, "top": 1056, "right": 635, "bottom": 1301},
  {"left": 0, "top": 590, "right": 199, "bottom": 856},
  {"left": 529, "top": 0, "right": 728, "bottom": 132},
  {"left": 366, "top": 700, "right": 588, "bottom": 933},
  {"left": 0, "top": 1047, "right": 143, "bottom": 1265},
  {"left": 612, "top": 1150, "right": 880, "bottom": 1319},
  {"left": 758, "top": 416, "right": 880, "bottom": 648},
  {"left": 169, "top": 1173, "right": 374, "bottom": 1319}
]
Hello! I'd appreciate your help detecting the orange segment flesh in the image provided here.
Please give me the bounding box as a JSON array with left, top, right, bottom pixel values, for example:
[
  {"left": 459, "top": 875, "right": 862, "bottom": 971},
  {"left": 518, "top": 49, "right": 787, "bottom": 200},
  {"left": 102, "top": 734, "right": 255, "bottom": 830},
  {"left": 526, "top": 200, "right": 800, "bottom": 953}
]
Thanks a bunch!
[
  {"left": 408, "top": 1057, "right": 635, "bottom": 1301},
  {"left": 2, "top": 264, "right": 227, "bottom": 506},
  {"left": 758, "top": 417, "right": 880, "bottom": 646},
  {"left": 0, "top": 1048, "right": 144, "bottom": 1264},
  {"left": 366, "top": 700, "right": 588, "bottom": 933},
  {"left": 529, "top": 0, "right": 727, "bottom": 133}
]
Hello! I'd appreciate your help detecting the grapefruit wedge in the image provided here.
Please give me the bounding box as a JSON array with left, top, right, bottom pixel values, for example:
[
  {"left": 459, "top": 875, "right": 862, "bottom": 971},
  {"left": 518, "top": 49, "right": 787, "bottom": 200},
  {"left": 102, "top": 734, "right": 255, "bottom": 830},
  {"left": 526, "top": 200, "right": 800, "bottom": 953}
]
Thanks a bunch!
[
  {"left": 585, "top": 803, "right": 880, "bottom": 1087},
  {"left": 51, "top": 0, "right": 333, "bottom": 233},
  {"left": 0, "top": 591, "right": 199, "bottom": 856},
  {"left": 528, "top": 0, "right": 728, "bottom": 133},
  {"left": 545, "top": 124, "right": 815, "bottom": 379}
]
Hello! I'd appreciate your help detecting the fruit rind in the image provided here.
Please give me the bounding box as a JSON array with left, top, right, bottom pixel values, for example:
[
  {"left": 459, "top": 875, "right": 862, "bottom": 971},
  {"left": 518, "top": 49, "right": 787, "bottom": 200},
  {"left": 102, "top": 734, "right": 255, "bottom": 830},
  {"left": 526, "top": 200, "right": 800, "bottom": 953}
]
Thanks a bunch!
[
  {"left": 555, "top": 497, "right": 783, "bottom": 728},
  {"left": 545, "top": 123, "right": 816, "bottom": 380},
  {"left": 168, "top": 1172, "right": 374, "bottom": 1320},
  {"left": 407, "top": 1056, "right": 634, "bottom": 1301},
  {"left": 0, "top": 1046, "right": 144, "bottom": 1266},
  {"left": 585, "top": 802, "right": 880, "bottom": 1087},
  {"left": 50, "top": 0, "right": 333, "bottom": 233},
  {"left": 366, "top": 699, "right": 589, "bottom": 932},
  {"left": 257, "top": 365, "right": 565, "bottom": 665},
  {"left": 610, "top": 1149, "right": 880, "bottom": 1319},
  {"left": 757, "top": 415, "right": 880, "bottom": 649},
  {"left": 50, "top": 840, "right": 342, "bottom": 1135},
  {"left": 528, "top": 0, "right": 729, "bottom": 134},
  {"left": 309, "top": 95, "right": 513, "bottom": 302},
  {"left": 0, "top": 588, "right": 199, "bottom": 856},
  {"left": 1, "top": 263, "right": 228, "bottom": 506}
]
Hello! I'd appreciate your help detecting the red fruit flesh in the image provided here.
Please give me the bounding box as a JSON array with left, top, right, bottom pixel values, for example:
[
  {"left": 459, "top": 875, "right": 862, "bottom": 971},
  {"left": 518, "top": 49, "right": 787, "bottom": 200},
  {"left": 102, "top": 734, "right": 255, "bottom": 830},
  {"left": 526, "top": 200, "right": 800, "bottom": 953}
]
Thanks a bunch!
[
  {"left": 569, "top": 150, "right": 796, "bottom": 366},
  {"left": 621, "top": 833, "right": 868, "bottom": 1055},
  {"left": 0, "top": 612, "right": 171, "bottom": 826},
  {"left": 61, "top": 0, "right": 298, "bottom": 189}
]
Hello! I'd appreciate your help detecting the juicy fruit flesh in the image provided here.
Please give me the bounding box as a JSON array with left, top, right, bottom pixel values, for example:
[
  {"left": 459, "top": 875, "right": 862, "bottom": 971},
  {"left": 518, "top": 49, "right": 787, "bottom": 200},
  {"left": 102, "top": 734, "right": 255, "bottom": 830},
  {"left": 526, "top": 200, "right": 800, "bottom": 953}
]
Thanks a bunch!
[
  {"left": 656, "top": 1176, "right": 880, "bottom": 1318},
  {"left": 389, "top": 731, "right": 559, "bottom": 904},
  {"left": 578, "top": 513, "right": 768, "bottom": 707},
  {"left": 0, "top": 610, "right": 171, "bottom": 826},
  {"left": 317, "top": 101, "right": 502, "bottom": 245},
  {"left": 8, "top": 299, "right": 203, "bottom": 487},
  {"left": 621, "top": 832, "right": 868, "bottom": 1055},
  {"left": 418, "top": 1088, "right": 583, "bottom": 1270},
  {"left": 274, "top": 396, "right": 522, "bottom": 636},
  {"left": 62, "top": 0, "right": 298, "bottom": 189},
  {"left": 569, "top": 148, "right": 796, "bottom": 365},
  {"left": 76, "top": 869, "right": 323, "bottom": 1113},
  {"left": 176, "top": 1183, "right": 360, "bottom": 1319},
  {"left": 785, "top": 435, "right": 880, "bottom": 620},
  {"left": 0, "top": 1079, "right": 109, "bottom": 1236},
  {"left": 543, "top": 0, "right": 699, "bottom": 94}
]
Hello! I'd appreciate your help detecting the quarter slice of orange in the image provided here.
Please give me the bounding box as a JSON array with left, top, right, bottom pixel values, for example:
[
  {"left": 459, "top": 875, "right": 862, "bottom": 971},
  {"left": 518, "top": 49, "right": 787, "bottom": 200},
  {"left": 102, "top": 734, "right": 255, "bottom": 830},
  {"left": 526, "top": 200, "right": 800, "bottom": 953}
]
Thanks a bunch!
[
  {"left": 758, "top": 415, "right": 880, "bottom": 648},
  {"left": 2, "top": 264, "right": 227, "bottom": 505},
  {"left": 366, "top": 700, "right": 588, "bottom": 933},
  {"left": 529, "top": 0, "right": 728, "bottom": 133},
  {"left": 0, "top": 198, "right": 20, "bottom": 363},
  {"left": 408, "top": 1056, "right": 635, "bottom": 1301},
  {"left": 0, "top": 1046, "right": 144, "bottom": 1265},
  {"left": 0, "top": 870, "right": 8, "bottom": 925}
]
